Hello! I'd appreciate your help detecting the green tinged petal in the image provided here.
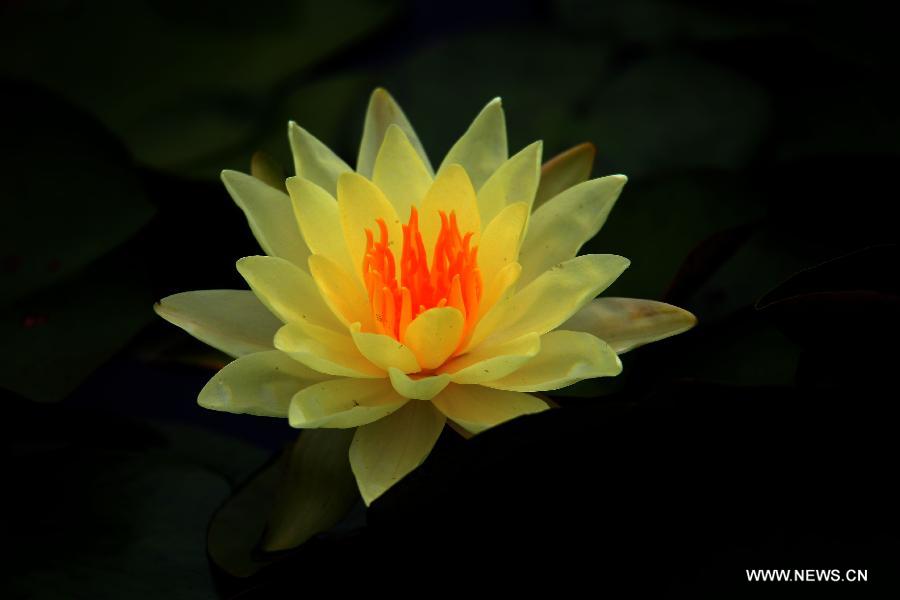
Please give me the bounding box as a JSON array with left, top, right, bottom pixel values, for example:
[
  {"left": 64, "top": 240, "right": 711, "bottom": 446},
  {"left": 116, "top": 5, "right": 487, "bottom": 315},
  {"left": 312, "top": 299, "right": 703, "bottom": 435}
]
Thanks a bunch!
[
  {"left": 154, "top": 290, "right": 281, "bottom": 357},
  {"left": 477, "top": 141, "right": 542, "bottom": 226},
  {"left": 357, "top": 88, "right": 433, "bottom": 178},
  {"left": 198, "top": 351, "right": 327, "bottom": 417},
  {"left": 289, "top": 378, "right": 406, "bottom": 428},
  {"left": 438, "top": 97, "right": 508, "bottom": 191},
  {"left": 288, "top": 121, "right": 352, "bottom": 196},
  {"left": 350, "top": 400, "right": 445, "bottom": 505},
  {"left": 562, "top": 297, "right": 697, "bottom": 353},
  {"left": 222, "top": 170, "right": 310, "bottom": 268},
  {"left": 431, "top": 385, "right": 549, "bottom": 434}
]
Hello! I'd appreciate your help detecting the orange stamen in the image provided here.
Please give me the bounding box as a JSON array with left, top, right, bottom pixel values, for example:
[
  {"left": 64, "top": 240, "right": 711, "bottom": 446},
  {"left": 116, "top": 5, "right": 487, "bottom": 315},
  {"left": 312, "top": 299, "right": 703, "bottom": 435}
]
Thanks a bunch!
[{"left": 362, "top": 206, "right": 482, "bottom": 345}]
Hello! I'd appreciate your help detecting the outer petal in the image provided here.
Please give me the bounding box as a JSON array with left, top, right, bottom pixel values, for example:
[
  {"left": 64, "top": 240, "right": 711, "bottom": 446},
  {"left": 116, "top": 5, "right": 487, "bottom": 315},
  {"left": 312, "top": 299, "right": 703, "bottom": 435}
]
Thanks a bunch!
[
  {"left": 357, "top": 88, "right": 433, "bottom": 179},
  {"left": 562, "top": 297, "right": 697, "bottom": 354},
  {"left": 474, "top": 254, "right": 630, "bottom": 348},
  {"left": 431, "top": 385, "right": 549, "bottom": 434},
  {"left": 477, "top": 202, "right": 528, "bottom": 291},
  {"left": 308, "top": 254, "right": 374, "bottom": 330},
  {"left": 476, "top": 141, "right": 542, "bottom": 226},
  {"left": 439, "top": 332, "right": 540, "bottom": 384},
  {"left": 533, "top": 142, "right": 596, "bottom": 209},
  {"left": 286, "top": 176, "right": 356, "bottom": 277},
  {"left": 350, "top": 323, "right": 420, "bottom": 373},
  {"left": 402, "top": 307, "right": 465, "bottom": 370},
  {"left": 350, "top": 400, "right": 446, "bottom": 505},
  {"left": 518, "top": 175, "right": 627, "bottom": 287},
  {"left": 288, "top": 121, "right": 352, "bottom": 196},
  {"left": 289, "top": 378, "right": 407, "bottom": 429},
  {"left": 236, "top": 256, "right": 342, "bottom": 330},
  {"left": 154, "top": 290, "right": 280, "bottom": 357},
  {"left": 438, "top": 97, "right": 507, "bottom": 191},
  {"left": 484, "top": 330, "right": 621, "bottom": 392},
  {"left": 222, "top": 170, "right": 310, "bottom": 268},
  {"left": 372, "top": 124, "right": 433, "bottom": 221},
  {"left": 198, "top": 350, "right": 328, "bottom": 417},
  {"left": 337, "top": 172, "right": 402, "bottom": 275},
  {"left": 388, "top": 368, "right": 450, "bottom": 400},
  {"left": 419, "top": 164, "right": 482, "bottom": 254},
  {"left": 275, "top": 322, "right": 384, "bottom": 378}
]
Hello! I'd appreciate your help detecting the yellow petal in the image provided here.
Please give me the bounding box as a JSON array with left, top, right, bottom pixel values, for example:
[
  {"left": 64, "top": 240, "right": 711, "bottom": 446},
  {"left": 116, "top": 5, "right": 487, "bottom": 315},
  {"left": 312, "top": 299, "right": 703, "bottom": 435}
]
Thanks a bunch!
[
  {"left": 236, "top": 256, "right": 343, "bottom": 330},
  {"left": 419, "top": 164, "right": 481, "bottom": 254},
  {"left": 518, "top": 175, "right": 627, "bottom": 287},
  {"left": 350, "top": 323, "right": 420, "bottom": 373},
  {"left": 288, "top": 121, "right": 352, "bottom": 196},
  {"left": 431, "top": 384, "right": 548, "bottom": 434},
  {"left": 439, "top": 332, "right": 540, "bottom": 384},
  {"left": 274, "top": 322, "right": 384, "bottom": 378},
  {"left": 476, "top": 141, "right": 542, "bottom": 226},
  {"left": 402, "top": 307, "right": 465, "bottom": 370},
  {"left": 476, "top": 202, "right": 528, "bottom": 291},
  {"left": 289, "top": 378, "right": 406, "bottom": 428},
  {"left": 250, "top": 150, "right": 287, "bottom": 193},
  {"left": 337, "top": 172, "right": 402, "bottom": 275},
  {"left": 198, "top": 350, "right": 327, "bottom": 417},
  {"left": 484, "top": 330, "right": 621, "bottom": 392},
  {"left": 308, "top": 254, "right": 373, "bottom": 330},
  {"left": 477, "top": 254, "right": 630, "bottom": 347},
  {"left": 372, "top": 124, "right": 433, "bottom": 221},
  {"left": 438, "top": 97, "right": 507, "bottom": 191},
  {"left": 462, "top": 262, "right": 522, "bottom": 352},
  {"left": 222, "top": 170, "right": 310, "bottom": 269},
  {"left": 562, "top": 297, "right": 697, "bottom": 354},
  {"left": 357, "top": 88, "right": 433, "bottom": 179},
  {"left": 286, "top": 176, "right": 356, "bottom": 276},
  {"left": 154, "top": 290, "right": 281, "bottom": 357},
  {"left": 388, "top": 367, "right": 450, "bottom": 400},
  {"left": 350, "top": 400, "right": 445, "bottom": 505},
  {"left": 533, "top": 142, "right": 596, "bottom": 209}
]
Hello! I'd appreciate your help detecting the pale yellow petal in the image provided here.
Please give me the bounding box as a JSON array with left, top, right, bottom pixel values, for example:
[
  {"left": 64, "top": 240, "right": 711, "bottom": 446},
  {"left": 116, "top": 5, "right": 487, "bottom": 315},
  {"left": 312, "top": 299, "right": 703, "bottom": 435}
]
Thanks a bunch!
[
  {"left": 372, "top": 124, "right": 433, "bottom": 221},
  {"left": 484, "top": 330, "right": 621, "bottom": 392},
  {"left": 198, "top": 350, "right": 327, "bottom": 417},
  {"left": 533, "top": 142, "right": 596, "bottom": 209},
  {"left": 477, "top": 202, "right": 528, "bottom": 290},
  {"left": 286, "top": 176, "right": 356, "bottom": 276},
  {"left": 308, "top": 254, "right": 373, "bottom": 330},
  {"left": 462, "top": 262, "right": 522, "bottom": 352},
  {"left": 388, "top": 368, "right": 450, "bottom": 400},
  {"left": 419, "top": 164, "right": 481, "bottom": 254},
  {"left": 274, "top": 322, "right": 384, "bottom": 378},
  {"left": 357, "top": 88, "right": 433, "bottom": 179},
  {"left": 154, "top": 290, "right": 280, "bottom": 357},
  {"left": 431, "top": 384, "right": 549, "bottom": 434},
  {"left": 222, "top": 170, "right": 310, "bottom": 268},
  {"left": 289, "top": 378, "right": 406, "bottom": 428},
  {"left": 519, "top": 175, "right": 627, "bottom": 287},
  {"left": 562, "top": 297, "right": 697, "bottom": 354},
  {"left": 438, "top": 332, "right": 540, "bottom": 384},
  {"left": 350, "top": 323, "right": 420, "bottom": 373},
  {"left": 288, "top": 121, "right": 352, "bottom": 196},
  {"left": 337, "top": 172, "right": 403, "bottom": 275},
  {"left": 477, "top": 254, "right": 630, "bottom": 347},
  {"left": 438, "top": 97, "right": 507, "bottom": 191},
  {"left": 236, "top": 256, "right": 343, "bottom": 330},
  {"left": 402, "top": 307, "right": 465, "bottom": 370},
  {"left": 476, "top": 141, "right": 542, "bottom": 225},
  {"left": 350, "top": 400, "right": 445, "bottom": 505}
]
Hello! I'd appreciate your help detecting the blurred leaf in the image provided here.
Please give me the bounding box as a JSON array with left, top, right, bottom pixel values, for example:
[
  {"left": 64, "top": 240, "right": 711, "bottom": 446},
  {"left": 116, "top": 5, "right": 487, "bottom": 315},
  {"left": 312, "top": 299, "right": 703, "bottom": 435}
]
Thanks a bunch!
[
  {"left": 7, "top": 402, "right": 265, "bottom": 600},
  {"left": 0, "top": 261, "right": 155, "bottom": 402},
  {"left": 0, "top": 81, "right": 154, "bottom": 306},
  {"left": 0, "top": 0, "right": 400, "bottom": 178},
  {"left": 208, "top": 429, "right": 359, "bottom": 578},
  {"left": 263, "top": 428, "right": 358, "bottom": 551}
]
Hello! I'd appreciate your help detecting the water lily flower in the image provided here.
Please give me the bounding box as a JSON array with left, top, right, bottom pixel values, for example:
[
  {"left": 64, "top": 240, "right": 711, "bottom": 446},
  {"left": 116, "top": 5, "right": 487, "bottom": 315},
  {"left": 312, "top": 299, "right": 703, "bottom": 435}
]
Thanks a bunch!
[{"left": 155, "top": 89, "right": 696, "bottom": 505}]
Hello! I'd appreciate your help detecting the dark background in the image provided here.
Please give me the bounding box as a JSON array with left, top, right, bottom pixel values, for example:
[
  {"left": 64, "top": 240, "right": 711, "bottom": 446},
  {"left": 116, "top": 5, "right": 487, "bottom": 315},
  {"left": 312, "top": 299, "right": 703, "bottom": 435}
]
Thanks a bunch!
[{"left": 2, "top": 0, "right": 898, "bottom": 596}]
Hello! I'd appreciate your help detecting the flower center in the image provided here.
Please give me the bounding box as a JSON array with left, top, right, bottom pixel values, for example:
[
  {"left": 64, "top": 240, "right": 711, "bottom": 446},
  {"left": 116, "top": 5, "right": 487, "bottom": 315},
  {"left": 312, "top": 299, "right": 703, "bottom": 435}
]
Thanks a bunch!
[{"left": 363, "top": 206, "right": 482, "bottom": 342}]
